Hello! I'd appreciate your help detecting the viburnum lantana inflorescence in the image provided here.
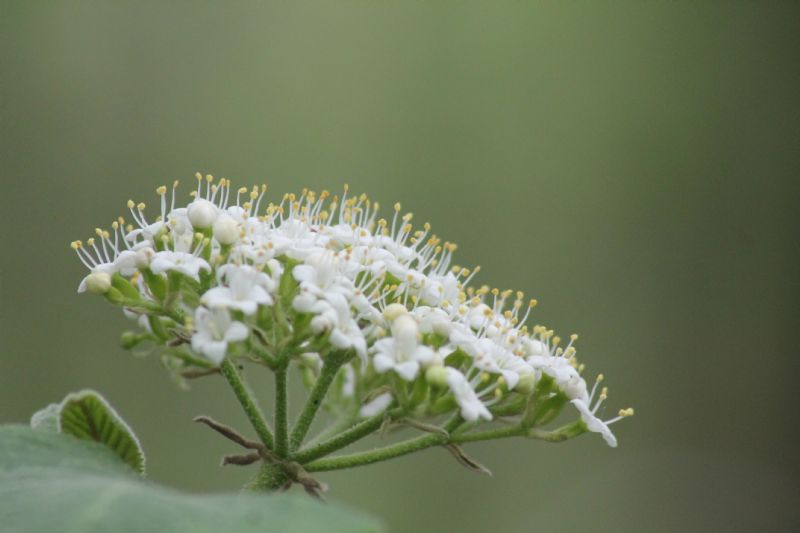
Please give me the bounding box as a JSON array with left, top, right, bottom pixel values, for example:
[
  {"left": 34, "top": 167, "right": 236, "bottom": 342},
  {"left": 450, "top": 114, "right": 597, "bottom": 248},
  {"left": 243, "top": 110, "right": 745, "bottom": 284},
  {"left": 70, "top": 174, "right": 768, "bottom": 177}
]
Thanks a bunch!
[{"left": 71, "top": 173, "right": 633, "bottom": 492}]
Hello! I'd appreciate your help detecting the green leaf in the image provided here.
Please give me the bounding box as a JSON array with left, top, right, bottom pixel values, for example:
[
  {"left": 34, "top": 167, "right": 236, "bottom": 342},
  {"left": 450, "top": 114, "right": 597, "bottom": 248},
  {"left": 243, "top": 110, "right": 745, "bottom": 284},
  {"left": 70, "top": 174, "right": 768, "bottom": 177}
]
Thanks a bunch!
[
  {"left": 0, "top": 426, "right": 383, "bottom": 533},
  {"left": 57, "top": 390, "right": 146, "bottom": 475},
  {"left": 29, "top": 403, "right": 60, "bottom": 432}
]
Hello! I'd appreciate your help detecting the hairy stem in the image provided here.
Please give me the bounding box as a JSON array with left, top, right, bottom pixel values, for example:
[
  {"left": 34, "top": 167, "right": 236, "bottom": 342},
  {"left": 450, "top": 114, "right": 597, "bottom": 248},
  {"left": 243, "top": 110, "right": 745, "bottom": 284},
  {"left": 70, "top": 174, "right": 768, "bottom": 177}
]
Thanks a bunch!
[
  {"left": 219, "top": 359, "right": 274, "bottom": 450},
  {"left": 293, "top": 408, "right": 400, "bottom": 463},
  {"left": 304, "top": 414, "right": 464, "bottom": 472},
  {"left": 274, "top": 365, "right": 289, "bottom": 456},
  {"left": 244, "top": 461, "right": 290, "bottom": 492},
  {"left": 450, "top": 424, "right": 525, "bottom": 443},
  {"left": 305, "top": 432, "right": 445, "bottom": 472},
  {"left": 289, "top": 359, "right": 342, "bottom": 451}
]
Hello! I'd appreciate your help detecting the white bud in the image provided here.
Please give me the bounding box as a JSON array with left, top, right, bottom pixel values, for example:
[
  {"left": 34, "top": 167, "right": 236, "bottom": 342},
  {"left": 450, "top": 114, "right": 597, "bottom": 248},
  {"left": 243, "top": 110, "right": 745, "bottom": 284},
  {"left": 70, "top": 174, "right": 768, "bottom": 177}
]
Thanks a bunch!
[
  {"left": 359, "top": 392, "right": 393, "bottom": 418},
  {"left": 425, "top": 366, "right": 448, "bottom": 388},
  {"left": 310, "top": 315, "right": 332, "bottom": 333},
  {"left": 392, "top": 314, "right": 419, "bottom": 344},
  {"left": 187, "top": 199, "right": 218, "bottom": 229},
  {"left": 382, "top": 303, "right": 408, "bottom": 322},
  {"left": 85, "top": 272, "right": 111, "bottom": 294},
  {"left": 134, "top": 247, "right": 154, "bottom": 268},
  {"left": 213, "top": 215, "right": 239, "bottom": 245}
]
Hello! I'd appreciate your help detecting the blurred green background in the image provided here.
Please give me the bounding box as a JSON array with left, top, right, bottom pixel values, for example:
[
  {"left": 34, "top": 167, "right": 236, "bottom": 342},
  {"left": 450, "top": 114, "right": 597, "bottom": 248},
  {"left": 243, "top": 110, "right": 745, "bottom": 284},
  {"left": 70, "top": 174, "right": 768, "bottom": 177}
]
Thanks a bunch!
[{"left": 1, "top": 2, "right": 798, "bottom": 531}]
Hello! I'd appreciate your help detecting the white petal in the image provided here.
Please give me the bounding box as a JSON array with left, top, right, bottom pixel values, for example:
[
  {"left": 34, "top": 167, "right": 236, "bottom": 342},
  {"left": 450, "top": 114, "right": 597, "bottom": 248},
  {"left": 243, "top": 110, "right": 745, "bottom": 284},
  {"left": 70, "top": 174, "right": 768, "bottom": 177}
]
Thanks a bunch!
[{"left": 224, "top": 322, "right": 249, "bottom": 343}]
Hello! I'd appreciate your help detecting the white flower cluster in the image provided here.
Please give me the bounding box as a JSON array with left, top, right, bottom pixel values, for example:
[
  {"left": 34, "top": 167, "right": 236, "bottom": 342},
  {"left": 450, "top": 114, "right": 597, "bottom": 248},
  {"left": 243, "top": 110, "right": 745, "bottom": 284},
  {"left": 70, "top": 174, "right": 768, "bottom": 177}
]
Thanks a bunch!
[{"left": 72, "top": 175, "right": 632, "bottom": 447}]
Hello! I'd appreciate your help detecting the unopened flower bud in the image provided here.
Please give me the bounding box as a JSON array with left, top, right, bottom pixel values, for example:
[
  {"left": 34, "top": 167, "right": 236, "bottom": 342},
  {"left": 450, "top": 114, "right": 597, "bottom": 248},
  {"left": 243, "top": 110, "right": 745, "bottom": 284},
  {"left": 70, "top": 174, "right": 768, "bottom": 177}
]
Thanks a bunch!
[
  {"left": 310, "top": 315, "right": 332, "bottom": 333},
  {"left": 425, "top": 366, "right": 448, "bottom": 388},
  {"left": 213, "top": 215, "right": 239, "bottom": 245},
  {"left": 85, "top": 272, "right": 111, "bottom": 294},
  {"left": 382, "top": 303, "right": 408, "bottom": 321},
  {"left": 392, "top": 314, "right": 418, "bottom": 344},
  {"left": 120, "top": 331, "right": 146, "bottom": 349},
  {"left": 516, "top": 373, "right": 537, "bottom": 395},
  {"left": 134, "top": 247, "right": 155, "bottom": 268},
  {"left": 187, "top": 199, "right": 218, "bottom": 229}
]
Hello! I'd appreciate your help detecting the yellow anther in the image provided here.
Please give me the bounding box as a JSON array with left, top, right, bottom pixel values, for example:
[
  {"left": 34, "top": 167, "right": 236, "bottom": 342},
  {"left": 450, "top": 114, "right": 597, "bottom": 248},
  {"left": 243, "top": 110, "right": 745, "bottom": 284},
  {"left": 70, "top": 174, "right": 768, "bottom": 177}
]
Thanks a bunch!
[
  {"left": 86, "top": 238, "right": 95, "bottom": 246},
  {"left": 70, "top": 241, "right": 82, "bottom": 249},
  {"left": 156, "top": 185, "right": 167, "bottom": 195},
  {"left": 127, "top": 200, "right": 135, "bottom": 209},
  {"left": 570, "top": 333, "right": 579, "bottom": 341},
  {"left": 394, "top": 202, "right": 401, "bottom": 212},
  {"left": 597, "top": 374, "right": 604, "bottom": 383},
  {"left": 195, "top": 172, "right": 203, "bottom": 181},
  {"left": 480, "top": 372, "right": 490, "bottom": 383},
  {"left": 205, "top": 174, "right": 214, "bottom": 183},
  {"left": 619, "top": 408, "right": 634, "bottom": 417},
  {"left": 137, "top": 202, "right": 146, "bottom": 211}
]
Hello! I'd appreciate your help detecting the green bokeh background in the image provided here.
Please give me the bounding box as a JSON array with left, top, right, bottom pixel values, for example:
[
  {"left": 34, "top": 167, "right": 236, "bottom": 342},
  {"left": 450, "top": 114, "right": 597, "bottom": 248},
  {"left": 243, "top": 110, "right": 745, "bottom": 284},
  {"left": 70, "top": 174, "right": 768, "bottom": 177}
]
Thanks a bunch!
[{"left": 1, "top": 2, "right": 798, "bottom": 531}]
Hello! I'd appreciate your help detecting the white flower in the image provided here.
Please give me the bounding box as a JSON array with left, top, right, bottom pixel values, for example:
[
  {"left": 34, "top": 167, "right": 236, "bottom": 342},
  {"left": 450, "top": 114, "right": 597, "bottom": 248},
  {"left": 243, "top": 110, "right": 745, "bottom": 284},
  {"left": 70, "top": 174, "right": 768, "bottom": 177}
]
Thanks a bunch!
[
  {"left": 74, "top": 178, "right": 632, "bottom": 447},
  {"left": 72, "top": 233, "right": 151, "bottom": 293},
  {"left": 191, "top": 307, "right": 248, "bottom": 364},
  {"left": 359, "top": 392, "right": 392, "bottom": 418},
  {"left": 372, "top": 315, "right": 433, "bottom": 381},
  {"left": 150, "top": 251, "right": 211, "bottom": 280},
  {"left": 292, "top": 250, "right": 354, "bottom": 300},
  {"left": 202, "top": 264, "right": 274, "bottom": 314},
  {"left": 187, "top": 199, "right": 219, "bottom": 229},
  {"left": 213, "top": 214, "right": 240, "bottom": 245},
  {"left": 303, "top": 292, "right": 367, "bottom": 362},
  {"left": 570, "top": 381, "right": 633, "bottom": 448},
  {"left": 445, "top": 368, "right": 492, "bottom": 422},
  {"left": 84, "top": 272, "right": 112, "bottom": 294},
  {"left": 471, "top": 339, "right": 531, "bottom": 390}
]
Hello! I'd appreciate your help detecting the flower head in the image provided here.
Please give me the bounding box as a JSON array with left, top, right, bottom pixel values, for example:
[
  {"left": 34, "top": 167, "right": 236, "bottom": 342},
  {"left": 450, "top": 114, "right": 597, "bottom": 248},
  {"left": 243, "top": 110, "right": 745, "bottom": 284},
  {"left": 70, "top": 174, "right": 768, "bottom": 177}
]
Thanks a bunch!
[{"left": 72, "top": 175, "right": 633, "bottom": 453}]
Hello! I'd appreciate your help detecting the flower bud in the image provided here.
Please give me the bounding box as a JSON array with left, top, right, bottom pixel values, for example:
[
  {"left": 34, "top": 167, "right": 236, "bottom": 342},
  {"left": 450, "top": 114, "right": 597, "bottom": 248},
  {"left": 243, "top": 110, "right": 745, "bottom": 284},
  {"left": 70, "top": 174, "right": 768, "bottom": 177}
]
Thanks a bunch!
[
  {"left": 120, "top": 331, "right": 146, "bottom": 350},
  {"left": 134, "top": 247, "right": 155, "bottom": 269},
  {"left": 85, "top": 272, "right": 111, "bottom": 294},
  {"left": 382, "top": 303, "right": 408, "bottom": 322},
  {"left": 213, "top": 215, "right": 239, "bottom": 245},
  {"left": 392, "top": 314, "right": 419, "bottom": 344},
  {"left": 310, "top": 315, "right": 332, "bottom": 333},
  {"left": 187, "top": 199, "right": 218, "bottom": 229},
  {"left": 425, "top": 365, "right": 448, "bottom": 388},
  {"left": 516, "top": 373, "right": 537, "bottom": 395}
]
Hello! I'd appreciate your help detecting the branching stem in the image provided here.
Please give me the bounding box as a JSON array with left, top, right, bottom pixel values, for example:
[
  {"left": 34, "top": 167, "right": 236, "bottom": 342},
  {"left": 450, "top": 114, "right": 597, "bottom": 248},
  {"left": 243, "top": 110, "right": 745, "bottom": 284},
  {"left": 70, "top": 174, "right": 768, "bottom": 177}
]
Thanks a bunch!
[{"left": 219, "top": 359, "right": 274, "bottom": 450}]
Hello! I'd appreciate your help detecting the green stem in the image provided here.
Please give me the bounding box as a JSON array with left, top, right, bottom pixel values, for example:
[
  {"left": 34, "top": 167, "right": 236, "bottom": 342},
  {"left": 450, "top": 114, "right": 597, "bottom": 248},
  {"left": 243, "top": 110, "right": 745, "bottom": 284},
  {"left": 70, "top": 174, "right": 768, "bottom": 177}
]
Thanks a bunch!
[
  {"left": 274, "top": 365, "right": 289, "bottom": 456},
  {"left": 305, "top": 432, "right": 445, "bottom": 472},
  {"left": 244, "top": 461, "right": 290, "bottom": 492},
  {"left": 289, "top": 359, "right": 342, "bottom": 451},
  {"left": 293, "top": 408, "right": 399, "bottom": 463},
  {"left": 451, "top": 424, "right": 525, "bottom": 443},
  {"left": 219, "top": 359, "right": 274, "bottom": 450}
]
